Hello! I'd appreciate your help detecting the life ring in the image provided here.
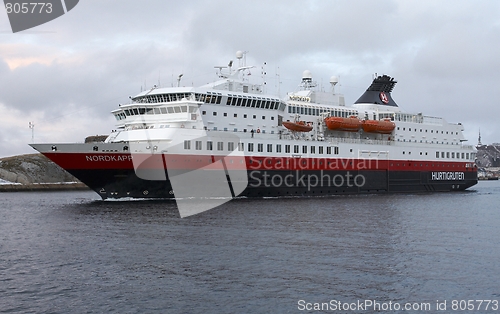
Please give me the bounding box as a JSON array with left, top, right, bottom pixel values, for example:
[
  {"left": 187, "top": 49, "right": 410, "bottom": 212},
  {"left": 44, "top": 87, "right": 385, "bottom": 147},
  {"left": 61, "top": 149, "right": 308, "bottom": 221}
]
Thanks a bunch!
[{"left": 256, "top": 128, "right": 260, "bottom": 133}]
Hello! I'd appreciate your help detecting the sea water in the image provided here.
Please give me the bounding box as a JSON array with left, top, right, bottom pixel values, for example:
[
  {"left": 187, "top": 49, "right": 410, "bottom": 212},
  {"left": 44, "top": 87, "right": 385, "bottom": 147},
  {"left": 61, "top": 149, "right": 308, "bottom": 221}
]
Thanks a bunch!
[{"left": 1, "top": 181, "right": 499, "bottom": 313}]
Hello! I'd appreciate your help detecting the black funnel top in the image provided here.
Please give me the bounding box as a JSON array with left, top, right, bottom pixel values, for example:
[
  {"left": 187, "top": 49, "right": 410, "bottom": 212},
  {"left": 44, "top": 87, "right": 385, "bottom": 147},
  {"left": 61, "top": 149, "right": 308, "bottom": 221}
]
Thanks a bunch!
[{"left": 354, "top": 75, "right": 398, "bottom": 107}]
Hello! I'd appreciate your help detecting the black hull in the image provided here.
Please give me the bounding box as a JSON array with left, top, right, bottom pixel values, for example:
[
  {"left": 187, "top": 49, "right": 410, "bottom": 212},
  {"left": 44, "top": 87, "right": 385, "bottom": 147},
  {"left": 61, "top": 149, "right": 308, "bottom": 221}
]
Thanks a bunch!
[{"left": 67, "top": 168, "right": 478, "bottom": 200}]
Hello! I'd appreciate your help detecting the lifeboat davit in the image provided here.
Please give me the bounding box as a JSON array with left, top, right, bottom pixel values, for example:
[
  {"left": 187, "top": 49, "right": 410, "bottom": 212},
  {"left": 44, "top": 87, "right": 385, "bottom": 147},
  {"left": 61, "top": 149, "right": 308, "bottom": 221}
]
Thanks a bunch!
[
  {"left": 362, "top": 119, "right": 396, "bottom": 134},
  {"left": 324, "top": 116, "right": 362, "bottom": 132},
  {"left": 282, "top": 121, "right": 313, "bottom": 132}
]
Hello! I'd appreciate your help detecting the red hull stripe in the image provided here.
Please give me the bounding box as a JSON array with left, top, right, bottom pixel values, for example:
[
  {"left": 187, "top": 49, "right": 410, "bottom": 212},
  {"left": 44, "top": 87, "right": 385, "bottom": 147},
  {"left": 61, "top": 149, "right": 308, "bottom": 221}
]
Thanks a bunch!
[{"left": 42, "top": 152, "right": 476, "bottom": 173}]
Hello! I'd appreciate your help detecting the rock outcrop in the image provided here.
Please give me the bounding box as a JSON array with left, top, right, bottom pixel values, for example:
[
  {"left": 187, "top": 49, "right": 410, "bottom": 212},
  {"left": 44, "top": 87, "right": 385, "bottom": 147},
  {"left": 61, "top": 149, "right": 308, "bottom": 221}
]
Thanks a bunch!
[{"left": 0, "top": 154, "right": 77, "bottom": 184}]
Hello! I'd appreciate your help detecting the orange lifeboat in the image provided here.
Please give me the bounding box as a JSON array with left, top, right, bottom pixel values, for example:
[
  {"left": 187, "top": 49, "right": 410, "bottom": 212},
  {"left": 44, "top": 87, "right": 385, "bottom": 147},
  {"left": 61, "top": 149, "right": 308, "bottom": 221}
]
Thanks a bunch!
[
  {"left": 362, "top": 119, "right": 396, "bottom": 134},
  {"left": 282, "top": 121, "right": 313, "bottom": 132},
  {"left": 324, "top": 116, "right": 362, "bottom": 132}
]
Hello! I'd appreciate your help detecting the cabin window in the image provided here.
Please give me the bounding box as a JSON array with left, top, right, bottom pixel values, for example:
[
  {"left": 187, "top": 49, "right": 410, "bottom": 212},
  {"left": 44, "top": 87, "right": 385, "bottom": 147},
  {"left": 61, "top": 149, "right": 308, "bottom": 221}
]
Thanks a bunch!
[
  {"left": 285, "top": 145, "right": 290, "bottom": 153},
  {"left": 217, "top": 142, "right": 224, "bottom": 151},
  {"left": 276, "top": 144, "right": 282, "bottom": 153},
  {"left": 184, "top": 140, "right": 191, "bottom": 150},
  {"left": 244, "top": 114, "right": 247, "bottom": 118},
  {"left": 253, "top": 115, "right": 256, "bottom": 119},
  {"left": 257, "top": 143, "right": 263, "bottom": 152},
  {"left": 223, "top": 113, "right": 227, "bottom": 117},
  {"left": 195, "top": 141, "right": 202, "bottom": 150},
  {"left": 234, "top": 113, "right": 237, "bottom": 117},
  {"left": 334, "top": 147, "right": 339, "bottom": 154},
  {"left": 180, "top": 106, "right": 187, "bottom": 112},
  {"left": 248, "top": 143, "right": 254, "bottom": 152},
  {"left": 461, "top": 153, "right": 465, "bottom": 159},
  {"left": 319, "top": 146, "right": 324, "bottom": 154},
  {"left": 327, "top": 147, "right": 332, "bottom": 154},
  {"left": 310, "top": 146, "right": 315, "bottom": 154},
  {"left": 238, "top": 143, "right": 244, "bottom": 151},
  {"left": 267, "top": 144, "right": 272, "bottom": 152},
  {"left": 262, "top": 116, "right": 265, "bottom": 120},
  {"left": 213, "top": 112, "right": 217, "bottom": 116},
  {"left": 167, "top": 107, "right": 174, "bottom": 114},
  {"left": 202, "top": 110, "right": 206, "bottom": 115},
  {"left": 302, "top": 146, "right": 307, "bottom": 154},
  {"left": 436, "top": 152, "right": 439, "bottom": 158},
  {"left": 207, "top": 141, "right": 213, "bottom": 150},
  {"left": 228, "top": 142, "right": 235, "bottom": 151}
]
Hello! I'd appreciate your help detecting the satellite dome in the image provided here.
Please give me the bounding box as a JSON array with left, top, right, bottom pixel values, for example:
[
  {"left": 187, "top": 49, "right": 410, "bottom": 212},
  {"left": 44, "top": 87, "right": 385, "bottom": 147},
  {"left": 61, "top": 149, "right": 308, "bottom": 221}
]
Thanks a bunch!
[
  {"left": 302, "top": 70, "right": 313, "bottom": 81},
  {"left": 236, "top": 51, "right": 243, "bottom": 59},
  {"left": 330, "top": 76, "right": 339, "bottom": 86}
]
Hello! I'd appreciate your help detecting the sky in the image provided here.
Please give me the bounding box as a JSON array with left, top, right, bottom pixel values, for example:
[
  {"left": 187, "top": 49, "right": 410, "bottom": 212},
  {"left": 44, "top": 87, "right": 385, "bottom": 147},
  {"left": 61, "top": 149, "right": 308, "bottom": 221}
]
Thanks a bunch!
[{"left": 1, "top": 0, "right": 499, "bottom": 158}]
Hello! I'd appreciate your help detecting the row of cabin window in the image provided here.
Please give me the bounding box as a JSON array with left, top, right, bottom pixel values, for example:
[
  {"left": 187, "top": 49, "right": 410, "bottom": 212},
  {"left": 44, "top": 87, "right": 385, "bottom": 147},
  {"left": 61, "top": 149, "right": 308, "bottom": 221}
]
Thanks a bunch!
[
  {"left": 397, "top": 139, "right": 460, "bottom": 145},
  {"left": 288, "top": 105, "right": 357, "bottom": 117},
  {"left": 201, "top": 111, "right": 275, "bottom": 120},
  {"left": 435, "top": 151, "right": 474, "bottom": 160},
  {"left": 394, "top": 113, "right": 424, "bottom": 123},
  {"left": 183, "top": 140, "right": 339, "bottom": 155},
  {"left": 226, "top": 95, "right": 282, "bottom": 110},
  {"left": 133, "top": 93, "right": 199, "bottom": 104},
  {"left": 397, "top": 126, "right": 459, "bottom": 135},
  {"left": 114, "top": 105, "right": 199, "bottom": 120}
]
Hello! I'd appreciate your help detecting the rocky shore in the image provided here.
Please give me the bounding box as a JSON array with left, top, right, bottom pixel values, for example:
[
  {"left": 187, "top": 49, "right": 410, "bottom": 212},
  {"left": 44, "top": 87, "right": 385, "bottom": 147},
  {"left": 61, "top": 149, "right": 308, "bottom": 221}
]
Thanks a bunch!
[{"left": 0, "top": 154, "right": 89, "bottom": 192}]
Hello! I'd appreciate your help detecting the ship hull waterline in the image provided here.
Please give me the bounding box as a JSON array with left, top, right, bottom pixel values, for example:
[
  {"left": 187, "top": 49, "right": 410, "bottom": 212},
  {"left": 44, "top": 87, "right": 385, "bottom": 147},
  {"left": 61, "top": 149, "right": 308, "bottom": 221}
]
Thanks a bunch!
[{"left": 35, "top": 149, "right": 478, "bottom": 200}]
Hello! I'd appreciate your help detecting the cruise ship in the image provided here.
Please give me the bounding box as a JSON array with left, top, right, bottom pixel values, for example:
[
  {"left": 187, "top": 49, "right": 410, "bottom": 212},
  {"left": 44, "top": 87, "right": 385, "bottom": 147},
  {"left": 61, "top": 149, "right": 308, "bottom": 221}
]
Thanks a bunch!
[{"left": 31, "top": 51, "right": 478, "bottom": 200}]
